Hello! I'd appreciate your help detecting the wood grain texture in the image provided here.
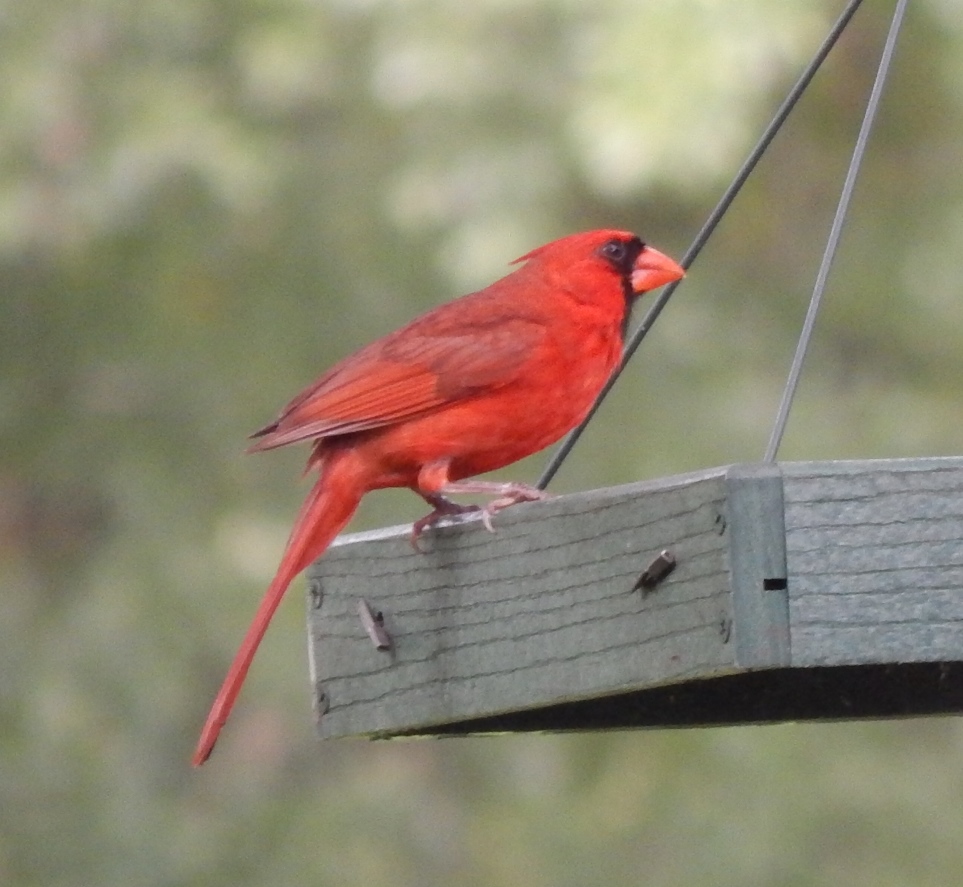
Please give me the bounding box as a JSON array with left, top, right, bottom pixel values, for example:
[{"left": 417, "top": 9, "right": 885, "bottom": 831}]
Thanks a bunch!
[
  {"left": 306, "top": 457, "right": 963, "bottom": 738},
  {"left": 782, "top": 457, "right": 963, "bottom": 666},
  {"left": 308, "top": 467, "right": 734, "bottom": 738}
]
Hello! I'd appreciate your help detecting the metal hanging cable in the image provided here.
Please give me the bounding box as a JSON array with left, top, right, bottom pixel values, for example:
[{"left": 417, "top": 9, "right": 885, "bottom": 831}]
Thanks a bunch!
[
  {"left": 537, "top": 0, "right": 866, "bottom": 490},
  {"left": 764, "top": 0, "right": 908, "bottom": 461}
]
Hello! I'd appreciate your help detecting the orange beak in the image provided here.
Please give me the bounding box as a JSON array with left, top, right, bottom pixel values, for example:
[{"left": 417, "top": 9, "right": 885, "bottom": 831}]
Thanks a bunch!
[{"left": 631, "top": 246, "right": 686, "bottom": 293}]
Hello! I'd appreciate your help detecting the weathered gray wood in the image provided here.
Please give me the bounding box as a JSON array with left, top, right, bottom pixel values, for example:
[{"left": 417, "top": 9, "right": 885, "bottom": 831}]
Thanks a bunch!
[
  {"left": 306, "top": 456, "right": 963, "bottom": 738},
  {"left": 782, "top": 458, "right": 963, "bottom": 667},
  {"left": 726, "top": 463, "right": 790, "bottom": 668},
  {"left": 308, "top": 467, "right": 736, "bottom": 739}
]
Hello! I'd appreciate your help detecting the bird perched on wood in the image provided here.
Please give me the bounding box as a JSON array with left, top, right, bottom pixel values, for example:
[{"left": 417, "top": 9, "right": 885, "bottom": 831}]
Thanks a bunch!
[{"left": 193, "top": 228, "right": 685, "bottom": 765}]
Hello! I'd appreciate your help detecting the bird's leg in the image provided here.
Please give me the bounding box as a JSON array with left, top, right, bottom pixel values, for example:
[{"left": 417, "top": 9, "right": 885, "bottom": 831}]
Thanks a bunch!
[
  {"left": 413, "top": 461, "right": 553, "bottom": 547},
  {"left": 410, "top": 493, "right": 480, "bottom": 551},
  {"left": 434, "top": 480, "right": 552, "bottom": 532}
]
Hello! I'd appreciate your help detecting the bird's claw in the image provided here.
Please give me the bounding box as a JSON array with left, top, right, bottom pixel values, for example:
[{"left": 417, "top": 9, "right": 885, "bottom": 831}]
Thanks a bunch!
[
  {"left": 412, "top": 484, "right": 552, "bottom": 548},
  {"left": 410, "top": 501, "right": 481, "bottom": 551},
  {"left": 477, "top": 486, "right": 552, "bottom": 533}
]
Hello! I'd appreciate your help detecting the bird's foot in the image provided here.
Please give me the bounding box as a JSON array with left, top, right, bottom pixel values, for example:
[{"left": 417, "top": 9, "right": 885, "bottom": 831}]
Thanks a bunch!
[
  {"left": 476, "top": 484, "right": 551, "bottom": 532},
  {"left": 412, "top": 483, "right": 552, "bottom": 548},
  {"left": 410, "top": 495, "right": 481, "bottom": 551}
]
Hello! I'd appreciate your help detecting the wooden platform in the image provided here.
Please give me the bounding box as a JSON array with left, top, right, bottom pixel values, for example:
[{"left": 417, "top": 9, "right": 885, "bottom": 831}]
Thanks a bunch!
[{"left": 305, "top": 457, "right": 963, "bottom": 738}]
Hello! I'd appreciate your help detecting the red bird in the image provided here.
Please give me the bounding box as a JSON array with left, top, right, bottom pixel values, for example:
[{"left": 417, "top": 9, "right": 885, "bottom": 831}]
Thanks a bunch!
[{"left": 193, "top": 229, "right": 684, "bottom": 765}]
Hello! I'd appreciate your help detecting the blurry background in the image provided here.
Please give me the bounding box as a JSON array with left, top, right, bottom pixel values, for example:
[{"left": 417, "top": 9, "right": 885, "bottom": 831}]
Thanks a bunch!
[{"left": 2, "top": 0, "right": 963, "bottom": 884}]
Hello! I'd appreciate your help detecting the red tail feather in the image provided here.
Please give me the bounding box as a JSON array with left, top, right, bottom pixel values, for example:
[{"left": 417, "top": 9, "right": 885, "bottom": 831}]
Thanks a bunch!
[{"left": 193, "top": 455, "right": 365, "bottom": 765}]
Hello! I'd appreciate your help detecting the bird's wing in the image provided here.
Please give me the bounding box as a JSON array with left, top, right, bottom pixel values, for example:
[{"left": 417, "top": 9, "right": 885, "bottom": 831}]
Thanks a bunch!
[{"left": 248, "top": 298, "right": 545, "bottom": 451}]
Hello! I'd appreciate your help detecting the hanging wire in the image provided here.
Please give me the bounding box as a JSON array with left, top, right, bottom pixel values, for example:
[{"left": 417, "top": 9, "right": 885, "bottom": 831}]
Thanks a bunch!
[
  {"left": 536, "top": 0, "right": 866, "bottom": 491},
  {"left": 764, "top": 0, "right": 908, "bottom": 461}
]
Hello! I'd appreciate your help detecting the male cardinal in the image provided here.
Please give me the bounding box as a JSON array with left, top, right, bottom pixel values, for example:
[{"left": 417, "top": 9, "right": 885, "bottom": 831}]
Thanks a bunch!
[{"left": 194, "top": 229, "right": 684, "bottom": 765}]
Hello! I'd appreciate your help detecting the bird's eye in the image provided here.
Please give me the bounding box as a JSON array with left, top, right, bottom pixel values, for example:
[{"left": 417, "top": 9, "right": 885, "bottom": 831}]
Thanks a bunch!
[{"left": 600, "top": 239, "right": 628, "bottom": 264}]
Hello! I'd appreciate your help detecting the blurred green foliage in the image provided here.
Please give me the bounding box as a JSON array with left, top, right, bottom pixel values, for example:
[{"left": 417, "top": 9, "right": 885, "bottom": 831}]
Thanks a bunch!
[{"left": 2, "top": 1, "right": 962, "bottom": 884}]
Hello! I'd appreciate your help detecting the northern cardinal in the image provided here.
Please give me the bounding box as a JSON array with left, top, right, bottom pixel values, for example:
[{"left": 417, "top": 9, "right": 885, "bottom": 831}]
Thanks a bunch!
[{"left": 194, "top": 229, "right": 684, "bottom": 765}]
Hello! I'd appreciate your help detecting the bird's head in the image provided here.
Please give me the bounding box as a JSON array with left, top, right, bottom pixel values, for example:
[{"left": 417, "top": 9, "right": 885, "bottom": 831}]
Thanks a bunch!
[{"left": 513, "top": 229, "right": 685, "bottom": 300}]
